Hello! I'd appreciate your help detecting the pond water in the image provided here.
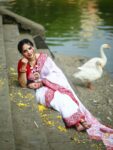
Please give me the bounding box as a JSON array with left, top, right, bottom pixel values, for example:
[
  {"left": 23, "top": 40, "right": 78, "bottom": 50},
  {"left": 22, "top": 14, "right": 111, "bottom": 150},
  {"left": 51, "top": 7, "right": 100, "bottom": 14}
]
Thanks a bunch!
[{"left": 7, "top": 0, "right": 113, "bottom": 76}]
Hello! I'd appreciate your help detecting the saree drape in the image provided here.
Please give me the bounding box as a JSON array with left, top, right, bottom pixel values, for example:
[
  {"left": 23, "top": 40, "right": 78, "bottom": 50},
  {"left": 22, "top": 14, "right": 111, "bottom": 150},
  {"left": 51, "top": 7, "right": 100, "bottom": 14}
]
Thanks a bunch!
[{"left": 34, "top": 53, "right": 113, "bottom": 150}]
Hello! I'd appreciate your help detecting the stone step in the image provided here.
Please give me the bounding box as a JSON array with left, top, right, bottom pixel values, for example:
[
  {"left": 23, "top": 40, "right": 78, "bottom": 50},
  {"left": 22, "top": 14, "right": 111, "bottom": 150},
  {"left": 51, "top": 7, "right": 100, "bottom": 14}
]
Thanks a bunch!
[
  {"left": 3, "top": 23, "right": 51, "bottom": 150},
  {"left": 1, "top": 18, "right": 106, "bottom": 150},
  {"left": 0, "top": 15, "right": 15, "bottom": 150}
]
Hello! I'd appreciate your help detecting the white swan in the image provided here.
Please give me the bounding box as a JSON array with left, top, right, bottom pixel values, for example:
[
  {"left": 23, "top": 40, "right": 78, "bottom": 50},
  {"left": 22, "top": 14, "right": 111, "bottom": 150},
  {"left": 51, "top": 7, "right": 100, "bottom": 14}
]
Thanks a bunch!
[
  {"left": 73, "top": 44, "right": 110, "bottom": 89},
  {"left": 73, "top": 61, "right": 103, "bottom": 89},
  {"left": 78, "top": 44, "right": 110, "bottom": 70}
]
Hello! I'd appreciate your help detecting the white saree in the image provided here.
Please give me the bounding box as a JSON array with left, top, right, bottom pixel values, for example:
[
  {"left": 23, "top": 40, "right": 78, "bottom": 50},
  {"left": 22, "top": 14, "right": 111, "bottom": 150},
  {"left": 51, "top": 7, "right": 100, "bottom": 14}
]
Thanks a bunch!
[{"left": 35, "top": 53, "right": 113, "bottom": 150}]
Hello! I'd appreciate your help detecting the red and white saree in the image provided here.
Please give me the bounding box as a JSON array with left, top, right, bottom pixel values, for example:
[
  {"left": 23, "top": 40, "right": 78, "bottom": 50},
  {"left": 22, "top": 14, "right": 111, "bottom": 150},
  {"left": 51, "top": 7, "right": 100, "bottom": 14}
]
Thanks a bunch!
[{"left": 25, "top": 52, "right": 113, "bottom": 150}]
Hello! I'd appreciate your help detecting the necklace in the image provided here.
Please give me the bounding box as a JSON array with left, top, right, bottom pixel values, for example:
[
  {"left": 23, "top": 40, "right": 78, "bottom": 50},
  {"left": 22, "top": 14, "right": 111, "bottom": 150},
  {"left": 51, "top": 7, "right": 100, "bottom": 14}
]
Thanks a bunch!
[{"left": 29, "top": 56, "right": 37, "bottom": 67}]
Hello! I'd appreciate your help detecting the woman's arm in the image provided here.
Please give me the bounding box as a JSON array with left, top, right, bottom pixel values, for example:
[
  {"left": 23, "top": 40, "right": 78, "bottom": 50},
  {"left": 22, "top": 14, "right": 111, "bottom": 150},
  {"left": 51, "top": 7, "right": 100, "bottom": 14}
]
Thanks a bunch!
[
  {"left": 18, "top": 58, "right": 28, "bottom": 87},
  {"left": 18, "top": 72, "right": 27, "bottom": 87}
]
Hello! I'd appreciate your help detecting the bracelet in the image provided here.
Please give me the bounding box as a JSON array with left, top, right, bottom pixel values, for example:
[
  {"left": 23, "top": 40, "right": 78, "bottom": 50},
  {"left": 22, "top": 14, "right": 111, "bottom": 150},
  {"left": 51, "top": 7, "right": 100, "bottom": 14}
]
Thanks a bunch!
[
  {"left": 20, "top": 71, "right": 26, "bottom": 73},
  {"left": 19, "top": 69, "right": 27, "bottom": 73}
]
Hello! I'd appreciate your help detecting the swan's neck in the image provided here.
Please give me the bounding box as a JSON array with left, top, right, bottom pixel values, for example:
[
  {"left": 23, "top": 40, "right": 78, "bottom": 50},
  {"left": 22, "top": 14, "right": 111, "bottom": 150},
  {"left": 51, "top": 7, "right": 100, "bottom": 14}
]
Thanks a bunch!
[{"left": 100, "top": 46, "right": 107, "bottom": 65}]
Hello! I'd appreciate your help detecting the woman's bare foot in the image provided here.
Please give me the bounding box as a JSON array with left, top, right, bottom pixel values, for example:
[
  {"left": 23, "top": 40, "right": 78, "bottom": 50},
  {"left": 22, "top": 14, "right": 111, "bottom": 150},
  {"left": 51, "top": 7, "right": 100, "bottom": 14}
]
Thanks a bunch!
[
  {"left": 81, "top": 121, "right": 91, "bottom": 129},
  {"left": 76, "top": 123, "right": 86, "bottom": 131}
]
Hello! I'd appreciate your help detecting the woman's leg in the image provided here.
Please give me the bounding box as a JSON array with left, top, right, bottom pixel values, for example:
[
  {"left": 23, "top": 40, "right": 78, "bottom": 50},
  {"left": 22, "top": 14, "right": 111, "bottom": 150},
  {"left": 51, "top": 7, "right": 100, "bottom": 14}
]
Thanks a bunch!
[
  {"left": 36, "top": 89, "right": 91, "bottom": 131},
  {"left": 35, "top": 86, "right": 48, "bottom": 105},
  {"left": 50, "top": 91, "right": 86, "bottom": 129}
]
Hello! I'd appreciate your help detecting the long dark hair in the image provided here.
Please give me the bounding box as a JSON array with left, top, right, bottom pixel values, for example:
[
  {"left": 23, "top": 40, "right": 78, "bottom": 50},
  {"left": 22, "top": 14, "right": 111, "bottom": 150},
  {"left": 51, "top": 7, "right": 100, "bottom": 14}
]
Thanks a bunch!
[{"left": 18, "top": 39, "right": 34, "bottom": 54}]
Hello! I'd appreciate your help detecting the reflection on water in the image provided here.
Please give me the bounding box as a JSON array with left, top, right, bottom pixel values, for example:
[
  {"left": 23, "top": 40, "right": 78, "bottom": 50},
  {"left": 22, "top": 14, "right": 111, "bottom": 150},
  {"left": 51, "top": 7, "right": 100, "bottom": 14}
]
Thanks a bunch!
[
  {"left": 79, "top": 1, "right": 102, "bottom": 40},
  {"left": 7, "top": 0, "right": 113, "bottom": 76}
]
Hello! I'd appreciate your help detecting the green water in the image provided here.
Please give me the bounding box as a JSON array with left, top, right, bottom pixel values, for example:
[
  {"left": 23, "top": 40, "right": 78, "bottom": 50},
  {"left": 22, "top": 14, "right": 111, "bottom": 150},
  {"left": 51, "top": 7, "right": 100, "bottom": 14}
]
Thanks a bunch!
[{"left": 7, "top": 0, "right": 113, "bottom": 76}]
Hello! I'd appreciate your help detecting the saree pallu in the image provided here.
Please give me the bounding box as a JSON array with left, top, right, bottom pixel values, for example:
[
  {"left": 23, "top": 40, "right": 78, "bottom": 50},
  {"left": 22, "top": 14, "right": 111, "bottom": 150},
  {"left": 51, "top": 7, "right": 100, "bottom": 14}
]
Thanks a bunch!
[{"left": 35, "top": 53, "right": 113, "bottom": 150}]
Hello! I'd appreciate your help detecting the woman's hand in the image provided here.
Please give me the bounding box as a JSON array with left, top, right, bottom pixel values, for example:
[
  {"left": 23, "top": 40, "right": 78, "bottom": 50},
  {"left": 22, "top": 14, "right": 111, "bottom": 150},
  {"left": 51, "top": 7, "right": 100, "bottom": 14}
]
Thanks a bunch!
[
  {"left": 19, "top": 57, "right": 28, "bottom": 72},
  {"left": 21, "top": 57, "right": 28, "bottom": 66},
  {"left": 28, "top": 82, "right": 43, "bottom": 89}
]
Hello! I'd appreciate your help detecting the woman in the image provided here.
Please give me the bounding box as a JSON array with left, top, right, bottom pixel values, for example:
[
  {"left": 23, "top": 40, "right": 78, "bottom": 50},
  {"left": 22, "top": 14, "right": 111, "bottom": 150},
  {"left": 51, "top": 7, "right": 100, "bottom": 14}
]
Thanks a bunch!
[{"left": 17, "top": 39, "right": 113, "bottom": 149}]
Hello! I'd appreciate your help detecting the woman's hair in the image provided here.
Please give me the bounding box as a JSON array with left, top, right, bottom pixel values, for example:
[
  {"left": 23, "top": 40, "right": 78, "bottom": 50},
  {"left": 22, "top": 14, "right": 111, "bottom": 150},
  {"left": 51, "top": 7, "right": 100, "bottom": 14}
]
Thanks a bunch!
[{"left": 18, "top": 39, "right": 34, "bottom": 54}]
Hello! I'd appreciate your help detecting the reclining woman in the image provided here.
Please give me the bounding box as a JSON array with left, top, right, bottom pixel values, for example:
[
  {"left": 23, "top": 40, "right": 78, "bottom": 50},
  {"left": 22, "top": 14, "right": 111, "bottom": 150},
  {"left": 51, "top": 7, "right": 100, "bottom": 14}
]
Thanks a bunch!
[{"left": 17, "top": 39, "right": 113, "bottom": 149}]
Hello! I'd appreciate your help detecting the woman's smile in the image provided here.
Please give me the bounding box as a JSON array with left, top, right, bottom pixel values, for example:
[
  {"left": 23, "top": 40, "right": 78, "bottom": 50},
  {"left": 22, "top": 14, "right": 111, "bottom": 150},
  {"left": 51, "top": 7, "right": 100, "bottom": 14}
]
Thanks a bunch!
[{"left": 22, "top": 44, "right": 35, "bottom": 59}]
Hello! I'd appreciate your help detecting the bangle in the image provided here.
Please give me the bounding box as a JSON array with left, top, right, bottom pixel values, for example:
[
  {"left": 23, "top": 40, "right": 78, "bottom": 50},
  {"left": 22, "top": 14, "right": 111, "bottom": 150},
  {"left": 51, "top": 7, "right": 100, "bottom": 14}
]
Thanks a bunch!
[
  {"left": 19, "top": 69, "right": 27, "bottom": 73},
  {"left": 20, "top": 71, "right": 26, "bottom": 73}
]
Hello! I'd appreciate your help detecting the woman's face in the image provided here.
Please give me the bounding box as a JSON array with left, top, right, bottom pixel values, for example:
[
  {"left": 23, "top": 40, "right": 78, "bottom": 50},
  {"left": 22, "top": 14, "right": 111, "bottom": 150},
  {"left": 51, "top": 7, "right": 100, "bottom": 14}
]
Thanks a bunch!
[{"left": 22, "top": 44, "right": 35, "bottom": 59}]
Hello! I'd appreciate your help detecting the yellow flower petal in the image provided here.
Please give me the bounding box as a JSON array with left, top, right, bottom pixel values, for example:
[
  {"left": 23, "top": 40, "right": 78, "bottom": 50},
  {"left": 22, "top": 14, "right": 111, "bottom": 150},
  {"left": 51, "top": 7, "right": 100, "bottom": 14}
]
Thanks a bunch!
[
  {"left": 57, "top": 126, "right": 67, "bottom": 132},
  {"left": 38, "top": 105, "right": 47, "bottom": 112},
  {"left": 17, "top": 102, "right": 28, "bottom": 107},
  {"left": 46, "top": 120, "right": 55, "bottom": 126},
  {"left": 57, "top": 115, "right": 62, "bottom": 119}
]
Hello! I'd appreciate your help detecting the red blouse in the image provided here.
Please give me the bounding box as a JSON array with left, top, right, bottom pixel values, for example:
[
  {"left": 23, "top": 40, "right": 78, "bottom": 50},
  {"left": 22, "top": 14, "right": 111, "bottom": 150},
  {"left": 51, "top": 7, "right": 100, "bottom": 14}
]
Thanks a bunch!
[{"left": 17, "top": 52, "right": 47, "bottom": 84}]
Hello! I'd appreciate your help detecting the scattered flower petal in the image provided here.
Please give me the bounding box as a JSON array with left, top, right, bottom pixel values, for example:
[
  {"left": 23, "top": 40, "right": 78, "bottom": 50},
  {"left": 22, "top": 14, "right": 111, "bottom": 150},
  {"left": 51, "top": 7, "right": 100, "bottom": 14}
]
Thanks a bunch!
[
  {"left": 57, "top": 125, "right": 67, "bottom": 132},
  {"left": 38, "top": 105, "right": 47, "bottom": 112},
  {"left": 57, "top": 115, "right": 62, "bottom": 119},
  {"left": 46, "top": 120, "right": 55, "bottom": 126},
  {"left": 17, "top": 102, "right": 28, "bottom": 108}
]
